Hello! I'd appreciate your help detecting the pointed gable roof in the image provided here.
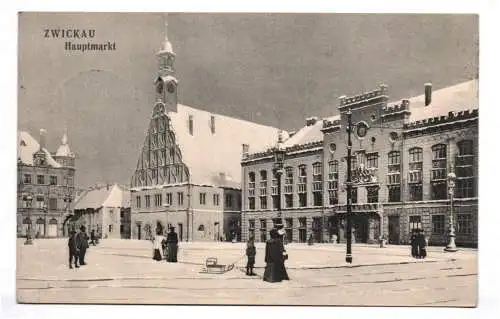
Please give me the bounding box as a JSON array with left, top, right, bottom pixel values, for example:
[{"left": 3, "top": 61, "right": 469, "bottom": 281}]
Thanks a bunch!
[
  {"left": 168, "top": 104, "right": 285, "bottom": 187},
  {"left": 73, "top": 184, "right": 130, "bottom": 210},
  {"left": 17, "top": 131, "right": 62, "bottom": 168}
]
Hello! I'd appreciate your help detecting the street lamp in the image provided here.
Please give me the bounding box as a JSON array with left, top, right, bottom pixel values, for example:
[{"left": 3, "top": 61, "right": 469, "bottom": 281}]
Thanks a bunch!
[
  {"left": 345, "top": 109, "right": 353, "bottom": 264},
  {"left": 444, "top": 169, "right": 458, "bottom": 252},
  {"left": 24, "top": 194, "right": 34, "bottom": 245},
  {"left": 273, "top": 131, "right": 286, "bottom": 219}
]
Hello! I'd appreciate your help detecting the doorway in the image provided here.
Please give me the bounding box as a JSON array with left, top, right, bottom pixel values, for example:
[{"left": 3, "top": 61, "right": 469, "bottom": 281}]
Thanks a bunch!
[
  {"left": 388, "top": 215, "right": 400, "bottom": 244},
  {"left": 178, "top": 223, "right": 183, "bottom": 241},
  {"left": 137, "top": 224, "right": 142, "bottom": 240}
]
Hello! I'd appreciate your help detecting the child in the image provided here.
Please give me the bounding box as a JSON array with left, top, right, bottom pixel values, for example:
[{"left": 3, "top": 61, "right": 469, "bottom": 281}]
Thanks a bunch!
[{"left": 246, "top": 238, "right": 256, "bottom": 276}]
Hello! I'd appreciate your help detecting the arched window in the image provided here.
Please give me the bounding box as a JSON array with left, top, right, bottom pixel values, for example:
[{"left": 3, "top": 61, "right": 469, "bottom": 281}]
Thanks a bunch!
[{"left": 456, "top": 140, "right": 475, "bottom": 198}]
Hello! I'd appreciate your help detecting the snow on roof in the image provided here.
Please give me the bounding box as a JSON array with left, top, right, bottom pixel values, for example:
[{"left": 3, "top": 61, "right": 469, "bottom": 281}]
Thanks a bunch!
[
  {"left": 168, "top": 104, "right": 285, "bottom": 186},
  {"left": 73, "top": 184, "right": 130, "bottom": 210},
  {"left": 398, "top": 79, "right": 478, "bottom": 122},
  {"left": 283, "top": 115, "right": 340, "bottom": 148},
  {"left": 17, "top": 131, "right": 62, "bottom": 168}
]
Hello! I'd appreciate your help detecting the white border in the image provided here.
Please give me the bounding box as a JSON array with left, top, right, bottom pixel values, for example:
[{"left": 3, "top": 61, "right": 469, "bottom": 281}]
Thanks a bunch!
[{"left": 2, "top": 1, "right": 498, "bottom": 319}]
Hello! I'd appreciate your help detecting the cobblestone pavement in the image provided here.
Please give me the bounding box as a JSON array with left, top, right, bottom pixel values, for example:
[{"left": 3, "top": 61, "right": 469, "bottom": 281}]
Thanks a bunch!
[{"left": 16, "top": 239, "right": 477, "bottom": 306}]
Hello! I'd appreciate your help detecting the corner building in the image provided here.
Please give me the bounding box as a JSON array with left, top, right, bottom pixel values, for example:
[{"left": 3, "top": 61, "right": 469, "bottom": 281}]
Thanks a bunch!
[
  {"left": 242, "top": 80, "right": 478, "bottom": 247},
  {"left": 130, "top": 27, "right": 282, "bottom": 241}
]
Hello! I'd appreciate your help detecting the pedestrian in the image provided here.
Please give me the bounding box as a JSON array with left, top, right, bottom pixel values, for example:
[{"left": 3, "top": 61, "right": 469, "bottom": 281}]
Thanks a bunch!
[
  {"left": 76, "top": 225, "right": 89, "bottom": 266},
  {"left": 67, "top": 229, "right": 79, "bottom": 269},
  {"left": 263, "top": 229, "right": 289, "bottom": 283},
  {"left": 90, "top": 229, "right": 96, "bottom": 246},
  {"left": 308, "top": 233, "right": 314, "bottom": 246},
  {"left": 417, "top": 229, "right": 427, "bottom": 259},
  {"left": 166, "top": 226, "right": 179, "bottom": 262},
  {"left": 245, "top": 237, "right": 256, "bottom": 276},
  {"left": 152, "top": 228, "right": 165, "bottom": 261},
  {"left": 410, "top": 229, "right": 418, "bottom": 258}
]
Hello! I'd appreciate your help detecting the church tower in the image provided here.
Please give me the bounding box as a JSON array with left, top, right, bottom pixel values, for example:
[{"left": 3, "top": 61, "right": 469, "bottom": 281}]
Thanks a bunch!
[
  {"left": 54, "top": 128, "right": 76, "bottom": 168},
  {"left": 154, "top": 20, "right": 178, "bottom": 112}
]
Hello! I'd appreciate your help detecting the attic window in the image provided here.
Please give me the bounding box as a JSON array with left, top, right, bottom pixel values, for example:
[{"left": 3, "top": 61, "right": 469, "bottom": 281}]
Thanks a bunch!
[
  {"left": 20, "top": 140, "right": 26, "bottom": 146},
  {"left": 189, "top": 115, "right": 194, "bottom": 135}
]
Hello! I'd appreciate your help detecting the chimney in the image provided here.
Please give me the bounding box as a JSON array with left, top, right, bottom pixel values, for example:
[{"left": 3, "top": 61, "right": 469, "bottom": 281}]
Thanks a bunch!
[
  {"left": 188, "top": 115, "right": 194, "bottom": 135},
  {"left": 242, "top": 144, "right": 249, "bottom": 157},
  {"left": 39, "top": 129, "right": 47, "bottom": 150},
  {"left": 210, "top": 115, "right": 215, "bottom": 134},
  {"left": 425, "top": 83, "right": 432, "bottom": 106}
]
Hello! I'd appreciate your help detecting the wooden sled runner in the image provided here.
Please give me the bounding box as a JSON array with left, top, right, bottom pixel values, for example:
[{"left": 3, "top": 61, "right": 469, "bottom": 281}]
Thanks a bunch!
[{"left": 200, "top": 257, "right": 235, "bottom": 274}]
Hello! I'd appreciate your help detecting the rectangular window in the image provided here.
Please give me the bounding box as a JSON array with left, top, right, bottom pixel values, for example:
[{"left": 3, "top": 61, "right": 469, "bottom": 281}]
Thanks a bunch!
[
  {"left": 388, "top": 186, "right": 401, "bottom": 202},
  {"left": 456, "top": 214, "right": 473, "bottom": 235},
  {"left": 260, "top": 219, "right": 267, "bottom": 242},
  {"left": 328, "top": 160, "right": 339, "bottom": 205},
  {"left": 155, "top": 194, "right": 163, "bottom": 207},
  {"left": 367, "top": 186, "right": 379, "bottom": 203},
  {"left": 351, "top": 188, "right": 358, "bottom": 204},
  {"left": 432, "top": 215, "right": 445, "bottom": 234},
  {"left": 298, "top": 217, "right": 307, "bottom": 243},
  {"left": 387, "top": 151, "right": 401, "bottom": 186},
  {"left": 37, "top": 175, "right": 45, "bottom": 185},
  {"left": 285, "top": 194, "right": 293, "bottom": 208},
  {"left": 120, "top": 210, "right": 124, "bottom": 218},
  {"left": 259, "top": 171, "right": 268, "bottom": 196},
  {"left": 166, "top": 193, "right": 172, "bottom": 206},
  {"left": 431, "top": 182, "right": 447, "bottom": 200},
  {"left": 298, "top": 165, "right": 307, "bottom": 193},
  {"left": 248, "top": 197, "right": 255, "bottom": 210},
  {"left": 120, "top": 224, "right": 124, "bottom": 233},
  {"left": 49, "top": 198, "right": 57, "bottom": 210},
  {"left": 260, "top": 196, "right": 268, "bottom": 210},
  {"left": 271, "top": 173, "right": 278, "bottom": 195},
  {"left": 284, "top": 167, "right": 293, "bottom": 193},
  {"left": 199, "top": 193, "right": 206, "bottom": 205},
  {"left": 367, "top": 153, "right": 378, "bottom": 168},
  {"left": 225, "top": 194, "right": 233, "bottom": 207},
  {"left": 109, "top": 224, "right": 113, "bottom": 233},
  {"left": 312, "top": 163, "right": 322, "bottom": 206},
  {"left": 49, "top": 176, "right": 57, "bottom": 185},
  {"left": 177, "top": 192, "right": 184, "bottom": 206},
  {"left": 145, "top": 195, "right": 151, "bottom": 208},
  {"left": 456, "top": 140, "right": 475, "bottom": 198},
  {"left": 213, "top": 194, "right": 220, "bottom": 206},
  {"left": 456, "top": 179, "right": 474, "bottom": 199},
  {"left": 409, "top": 185, "right": 423, "bottom": 201},
  {"left": 409, "top": 215, "right": 422, "bottom": 232},
  {"left": 272, "top": 195, "right": 279, "bottom": 209},
  {"left": 313, "top": 192, "right": 322, "bottom": 206},
  {"left": 136, "top": 196, "right": 141, "bottom": 208},
  {"left": 23, "top": 174, "right": 32, "bottom": 184}
]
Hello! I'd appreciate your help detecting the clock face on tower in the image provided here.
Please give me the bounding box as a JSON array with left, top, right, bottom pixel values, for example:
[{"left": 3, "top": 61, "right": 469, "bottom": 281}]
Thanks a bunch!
[{"left": 156, "top": 82, "right": 163, "bottom": 94}]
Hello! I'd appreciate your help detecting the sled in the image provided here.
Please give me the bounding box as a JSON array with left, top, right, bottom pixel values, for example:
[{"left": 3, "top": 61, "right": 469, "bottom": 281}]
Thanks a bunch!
[{"left": 199, "top": 257, "right": 235, "bottom": 274}]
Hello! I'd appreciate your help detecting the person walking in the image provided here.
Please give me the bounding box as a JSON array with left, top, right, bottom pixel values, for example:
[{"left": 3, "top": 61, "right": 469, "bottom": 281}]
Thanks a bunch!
[
  {"left": 166, "top": 226, "right": 179, "bottom": 262},
  {"left": 417, "top": 229, "right": 427, "bottom": 259},
  {"left": 245, "top": 237, "right": 256, "bottom": 276},
  {"left": 410, "top": 229, "right": 419, "bottom": 258},
  {"left": 152, "top": 228, "right": 165, "bottom": 261},
  {"left": 263, "top": 229, "right": 289, "bottom": 283},
  {"left": 90, "top": 229, "right": 96, "bottom": 246},
  {"left": 67, "top": 229, "right": 79, "bottom": 269},
  {"left": 76, "top": 225, "right": 89, "bottom": 266}
]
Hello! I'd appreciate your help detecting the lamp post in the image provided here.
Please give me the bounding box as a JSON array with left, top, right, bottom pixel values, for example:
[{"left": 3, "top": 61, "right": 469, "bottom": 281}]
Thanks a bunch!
[
  {"left": 273, "top": 131, "right": 286, "bottom": 219},
  {"left": 63, "top": 194, "right": 73, "bottom": 237},
  {"left": 345, "top": 109, "right": 353, "bottom": 264},
  {"left": 24, "top": 194, "right": 33, "bottom": 245},
  {"left": 444, "top": 169, "right": 458, "bottom": 252}
]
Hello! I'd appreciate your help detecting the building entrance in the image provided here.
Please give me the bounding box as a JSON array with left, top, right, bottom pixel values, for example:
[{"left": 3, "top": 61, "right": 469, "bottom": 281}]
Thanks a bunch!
[{"left": 388, "top": 215, "right": 400, "bottom": 244}]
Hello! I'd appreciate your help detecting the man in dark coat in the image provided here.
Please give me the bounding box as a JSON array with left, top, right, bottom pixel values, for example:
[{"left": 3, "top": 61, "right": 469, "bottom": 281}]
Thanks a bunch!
[
  {"left": 416, "top": 229, "right": 427, "bottom": 259},
  {"left": 68, "top": 229, "right": 79, "bottom": 269},
  {"left": 410, "top": 229, "right": 418, "bottom": 258},
  {"left": 90, "top": 229, "right": 96, "bottom": 246},
  {"left": 263, "top": 229, "right": 289, "bottom": 283},
  {"left": 76, "top": 226, "right": 89, "bottom": 266},
  {"left": 166, "top": 226, "right": 179, "bottom": 262},
  {"left": 245, "top": 237, "right": 256, "bottom": 276}
]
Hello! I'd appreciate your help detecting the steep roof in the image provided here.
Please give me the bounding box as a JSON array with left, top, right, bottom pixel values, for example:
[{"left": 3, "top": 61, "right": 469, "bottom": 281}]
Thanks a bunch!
[
  {"left": 73, "top": 184, "right": 130, "bottom": 210},
  {"left": 17, "top": 131, "right": 62, "bottom": 168},
  {"left": 283, "top": 115, "right": 340, "bottom": 148},
  {"left": 168, "top": 104, "right": 285, "bottom": 186},
  {"left": 401, "top": 79, "right": 478, "bottom": 122}
]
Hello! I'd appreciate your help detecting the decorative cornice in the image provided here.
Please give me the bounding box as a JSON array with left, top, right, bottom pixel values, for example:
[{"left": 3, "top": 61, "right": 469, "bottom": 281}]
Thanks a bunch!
[
  {"left": 381, "top": 99, "right": 411, "bottom": 120},
  {"left": 338, "top": 84, "right": 389, "bottom": 111},
  {"left": 321, "top": 118, "right": 342, "bottom": 133},
  {"left": 404, "top": 109, "right": 478, "bottom": 138},
  {"left": 242, "top": 141, "right": 323, "bottom": 163}
]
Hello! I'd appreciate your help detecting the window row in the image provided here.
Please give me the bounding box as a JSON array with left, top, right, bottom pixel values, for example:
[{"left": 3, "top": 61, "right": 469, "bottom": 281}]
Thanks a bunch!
[
  {"left": 134, "top": 192, "right": 237, "bottom": 209},
  {"left": 410, "top": 214, "right": 474, "bottom": 236},
  {"left": 22, "top": 174, "right": 73, "bottom": 186},
  {"left": 20, "top": 196, "right": 60, "bottom": 209}
]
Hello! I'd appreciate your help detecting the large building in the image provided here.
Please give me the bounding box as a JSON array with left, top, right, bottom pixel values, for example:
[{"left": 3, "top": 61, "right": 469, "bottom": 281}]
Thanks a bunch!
[
  {"left": 17, "top": 129, "right": 76, "bottom": 237},
  {"left": 129, "top": 25, "right": 283, "bottom": 241},
  {"left": 242, "top": 80, "right": 478, "bottom": 247},
  {"left": 72, "top": 183, "right": 131, "bottom": 239}
]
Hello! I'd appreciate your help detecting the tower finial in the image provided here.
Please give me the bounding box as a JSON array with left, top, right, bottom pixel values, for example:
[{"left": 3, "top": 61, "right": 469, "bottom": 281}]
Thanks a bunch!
[{"left": 62, "top": 126, "right": 68, "bottom": 145}]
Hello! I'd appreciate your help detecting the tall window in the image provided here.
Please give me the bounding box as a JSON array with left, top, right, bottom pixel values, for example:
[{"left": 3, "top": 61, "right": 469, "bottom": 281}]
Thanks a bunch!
[
  {"left": 23, "top": 174, "right": 31, "bottom": 184},
  {"left": 387, "top": 151, "right": 401, "bottom": 202},
  {"left": 351, "top": 187, "right": 358, "bottom": 204},
  {"left": 432, "top": 215, "right": 445, "bottom": 234},
  {"left": 248, "top": 172, "right": 256, "bottom": 210},
  {"left": 367, "top": 186, "right": 379, "bottom": 203},
  {"left": 408, "top": 148, "right": 423, "bottom": 201},
  {"left": 431, "top": 144, "right": 447, "bottom": 200},
  {"left": 166, "top": 193, "right": 172, "bottom": 206},
  {"left": 367, "top": 153, "right": 378, "bottom": 169},
  {"left": 154, "top": 193, "right": 163, "bottom": 207},
  {"left": 456, "top": 214, "right": 473, "bottom": 235},
  {"left": 259, "top": 170, "right": 268, "bottom": 209},
  {"left": 49, "top": 198, "right": 57, "bottom": 210},
  {"left": 225, "top": 194, "right": 233, "bottom": 208},
  {"left": 260, "top": 219, "right": 267, "bottom": 242},
  {"left": 49, "top": 176, "right": 57, "bottom": 185},
  {"left": 271, "top": 171, "right": 279, "bottom": 209},
  {"left": 177, "top": 192, "right": 184, "bottom": 206},
  {"left": 248, "top": 219, "right": 255, "bottom": 239},
  {"left": 328, "top": 160, "right": 339, "bottom": 205},
  {"left": 136, "top": 196, "right": 141, "bottom": 208},
  {"left": 298, "top": 165, "right": 307, "bottom": 207},
  {"left": 213, "top": 194, "right": 220, "bottom": 206},
  {"left": 312, "top": 163, "right": 322, "bottom": 206},
  {"left": 409, "top": 215, "right": 422, "bottom": 232},
  {"left": 37, "top": 175, "right": 45, "bottom": 185},
  {"left": 284, "top": 167, "right": 293, "bottom": 208},
  {"left": 199, "top": 193, "right": 206, "bottom": 205},
  {"left": 145, "top": 195, "right": 151, "bottom": 208},
  {"left": 456, "top": 140, "right": 475, "bottom": 198}
]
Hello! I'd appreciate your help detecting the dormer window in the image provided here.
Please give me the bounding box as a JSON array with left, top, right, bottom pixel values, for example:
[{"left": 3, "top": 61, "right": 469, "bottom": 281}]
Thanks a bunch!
[{"left": 20, "top": 140, "right": 26, "bottom": 146}]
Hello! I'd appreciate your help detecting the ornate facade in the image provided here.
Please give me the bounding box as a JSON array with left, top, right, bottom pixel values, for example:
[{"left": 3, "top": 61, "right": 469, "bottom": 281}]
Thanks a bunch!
[
  {"left": 242, "top": 80, "right": 478, "bottom": 247},
  {"left": 17, "top": 129, "right": 76, "bottom": 237},
  {"left": 130, "top": 23, "right": 282, "bottom": 241}
]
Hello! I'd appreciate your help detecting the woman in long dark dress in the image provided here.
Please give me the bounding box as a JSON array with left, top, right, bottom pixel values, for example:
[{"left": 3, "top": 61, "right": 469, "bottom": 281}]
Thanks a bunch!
[
  {"left": 417, "top": 229, "right": 427, "bottom": 259},
  {"left": 410, "top": 229, "right": 419, "bottom": 258},
  {"left": 166, "top": 226, "right": 179, "bottom": 262},
  {"left": 263, "top": 229, "right": 289, "bottom": 283}
]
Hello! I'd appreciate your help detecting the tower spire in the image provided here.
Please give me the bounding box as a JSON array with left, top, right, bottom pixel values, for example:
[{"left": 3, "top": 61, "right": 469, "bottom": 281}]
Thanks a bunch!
[
  {"left": 61, "top": 126, "right": 68, "bottom": 145},
  {"left": 159, "top": 15, "right": 174, "bottom": 55}
]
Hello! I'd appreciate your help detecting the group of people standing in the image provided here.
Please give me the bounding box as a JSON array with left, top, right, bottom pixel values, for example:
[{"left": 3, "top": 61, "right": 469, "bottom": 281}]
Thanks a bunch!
[
  {"left": 246, "top": 226, "right": 289, "bottom": 283},
  {"left": 67, "top": 225, "right": 90, "bottom": 269},
  {"left": 152, "top": 226, "right": 179, "bottom": 263},
  {"left": 410, "top": 228, "right": 427, "bottom": 259}
]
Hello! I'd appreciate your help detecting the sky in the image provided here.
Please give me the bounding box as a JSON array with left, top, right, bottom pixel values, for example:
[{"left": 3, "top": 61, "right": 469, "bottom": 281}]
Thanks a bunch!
[{"left": 17, "top": 13, "right": 479, "bottom": 188}]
